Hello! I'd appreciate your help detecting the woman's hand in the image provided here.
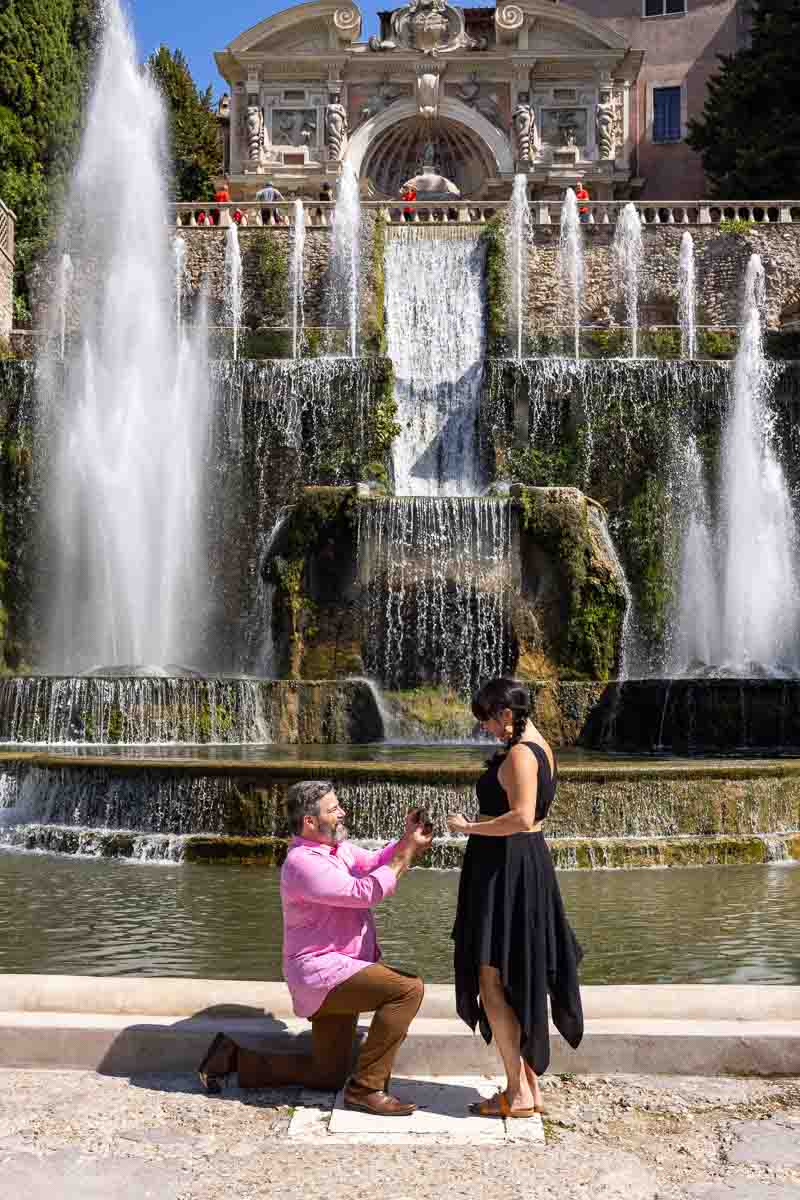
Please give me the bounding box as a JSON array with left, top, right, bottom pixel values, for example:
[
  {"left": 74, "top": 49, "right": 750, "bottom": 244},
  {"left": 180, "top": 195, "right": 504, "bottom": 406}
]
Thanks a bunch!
[{"left": 447, "top": 813, "right": 471, "bottom": 836}]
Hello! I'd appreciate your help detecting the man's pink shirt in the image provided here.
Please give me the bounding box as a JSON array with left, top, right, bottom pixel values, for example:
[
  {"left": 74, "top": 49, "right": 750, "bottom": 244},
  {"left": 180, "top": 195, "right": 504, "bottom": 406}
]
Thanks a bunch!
[{"left": 281, "top": 835, "right": 399, "bottom": 1018}]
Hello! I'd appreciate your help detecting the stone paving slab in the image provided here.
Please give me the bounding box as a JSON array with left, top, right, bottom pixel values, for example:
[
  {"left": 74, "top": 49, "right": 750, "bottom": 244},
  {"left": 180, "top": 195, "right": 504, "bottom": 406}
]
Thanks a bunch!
[{"left": 285, "top": 1075, "right": 545, "bottom": 1144}]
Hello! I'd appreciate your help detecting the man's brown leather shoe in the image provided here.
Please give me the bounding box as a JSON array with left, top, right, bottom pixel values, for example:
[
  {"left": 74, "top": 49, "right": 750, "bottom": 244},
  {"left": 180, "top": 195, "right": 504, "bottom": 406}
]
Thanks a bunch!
[{"left": 342, "top": 1082, "right": 416, "bottom": 1117}]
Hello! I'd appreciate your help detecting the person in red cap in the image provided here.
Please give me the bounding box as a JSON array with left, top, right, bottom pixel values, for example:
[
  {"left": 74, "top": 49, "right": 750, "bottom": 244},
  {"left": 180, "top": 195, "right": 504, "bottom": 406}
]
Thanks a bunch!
[{"left": 575, "top": 183, "right": 590, "bottom": 223}]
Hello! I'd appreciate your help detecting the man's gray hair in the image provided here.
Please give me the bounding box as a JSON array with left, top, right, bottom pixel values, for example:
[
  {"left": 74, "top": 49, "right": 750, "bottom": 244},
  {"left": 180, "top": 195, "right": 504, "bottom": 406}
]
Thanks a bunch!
[{"left": 286, "top": 780, "right": 335, "bottom": 835}]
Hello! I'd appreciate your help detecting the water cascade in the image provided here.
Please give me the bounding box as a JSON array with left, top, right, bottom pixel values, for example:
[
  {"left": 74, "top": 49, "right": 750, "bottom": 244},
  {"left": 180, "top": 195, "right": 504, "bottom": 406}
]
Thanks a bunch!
[
  {"left": 56, "top": 253, "right": 74, "bottom": 360},
  {"left": 385, "top": 231, "right": 486, "bottom": 496},
  {"left": 678, "top": 231, "right": 697, "bottom": 360},
  {"left": 40, "top": 0, "right": 212, "bottom": 672},
  {"left": 328, "top": 165, "right": 360, "bottom": 356},
  {"left": 290, "top": 198, "right": 305, "bottom": 358},
  {"left": 358, "top": 497, "right": 513, "bottom": 693},
  {"left": 507, "top": 175, "right": 531, "bottom": 359},
  {"left": 559, "top": 188, "right": 584, "bottom": 359},
  {"left": 672, "top": 255, "right": 800, "bottom": 674},
  {"left": 173, "top": 236, "right": 187, "bottom": 334},
  {"left": 612, "top": 202, "right": 643, "bottom": 358},
  {"left": 223, "top": 222, "right": 243, "bottom": 361}
]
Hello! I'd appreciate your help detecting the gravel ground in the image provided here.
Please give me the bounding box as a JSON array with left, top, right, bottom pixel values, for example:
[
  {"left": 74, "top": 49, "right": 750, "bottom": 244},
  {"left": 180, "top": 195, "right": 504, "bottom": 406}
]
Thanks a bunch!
[{"left": 0, "top": 1069, "right": 798, "bottom": 1199}]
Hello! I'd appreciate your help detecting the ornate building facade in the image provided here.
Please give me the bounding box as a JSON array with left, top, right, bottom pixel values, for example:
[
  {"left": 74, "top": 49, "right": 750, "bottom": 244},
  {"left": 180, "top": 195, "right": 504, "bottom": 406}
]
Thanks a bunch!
[{"left": 214, "top": 0, "right": 742, "bottom": 201}]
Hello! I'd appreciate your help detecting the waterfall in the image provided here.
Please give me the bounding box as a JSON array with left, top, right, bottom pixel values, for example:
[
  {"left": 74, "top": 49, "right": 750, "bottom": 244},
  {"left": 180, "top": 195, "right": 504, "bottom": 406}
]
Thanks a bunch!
[
  {"left": 223, "top": 222, "right": 243, "bottom": 361},
  {"left": 717, "top": 255, "right": 800, "bottom": 673},
  {"left": 358, "top": 497, "right": 512, "bottom": 693},
  {"left": 173, "top": 236, "right": 186, "bottom": 334},
  {"left": 0, "top": 676, "right": 273, "bottom": 744},
  {"left": 39, "top": 0, "right": 212, "bottom": 672},
  {"left": 507, "top": 175, "right": 531, "bottom": 359},
  {"left": 328, "top": 165, "right": 360, "bottom": 356},
  {"left": 290, "top": 198, "right": 305, "bottom": 359},
  {"left": 249, "top": 506, "right": 292, "bottom": 677},
  {"left": 678, "top": 231, "right": 696, "bottom": 360},
  {"left": 559, "top": 189, "right": 584, "bottom": 359},
  {"left": 56, "top": 253, "right": 74, "bottom": 361},
  {"left": 589, "top": 506, "right": 633, "bottom": 679},
  {"left": 385, "top": 232, "right": 486, "bottom": 496},
  {"left": 613, "top": 203, "right": 643, "bottom": 358}
]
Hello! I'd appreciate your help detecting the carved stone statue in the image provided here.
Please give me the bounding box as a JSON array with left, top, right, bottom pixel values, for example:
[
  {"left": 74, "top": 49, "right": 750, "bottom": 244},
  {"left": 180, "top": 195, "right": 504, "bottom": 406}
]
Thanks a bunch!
[
  {"left": 512, "top": 100, "right": 535, "bottom": 165},
  {"left": 246, "top": 104, "right": 265, "bottom": 165},
  {"left": 457, "top": 73, "right": 481, "bottom": 105},
  {"left": 325, "top": 101, "right": 349, "bottom": 161},
  {"left": 369, "top": 0, "right": 486, "bottom": 55},
  {"left": 596, "top": 90, "right": 616, "bottom": 160},
  {"left": 409, "top": 0, "right": 449, "bottom": 53}
]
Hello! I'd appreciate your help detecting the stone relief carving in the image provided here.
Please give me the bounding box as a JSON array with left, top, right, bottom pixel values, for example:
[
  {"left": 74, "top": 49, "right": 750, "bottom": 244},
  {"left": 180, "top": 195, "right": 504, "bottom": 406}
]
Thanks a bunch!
[
  {"left": 416, "top": 67, "right": 442, "bottom": 118},
  {"left": 325, "top": 100, "right": 348, "bottom": 160},
  {"left": 540, "top": 108, "right": 588, "bottom": 148},
  {"left": 359, "top": 77, "right": 404, "bottom": 123},
  {"left": 454, "top": 72, "right": 504, "bottom": 130},
  {"left": 332, "top": 7, "right": 361, "bottom": 40},
  {"left": 246, "top": 103, "right": 266, "bottom": 165},
  {"left": 496, "top": 4, "right": 525, "bottom": 37},
  {"left": 512, "top": 98, "right": 536, "bottom": 165},
  {"left": 369, "top": 0, "right": 487, "bottom": 55},
  {"left": 272, "top": 109, "right": 317, "bottom": 148},
  {"left": 595, "top": 89, "right": 616, "bottom": 160}
]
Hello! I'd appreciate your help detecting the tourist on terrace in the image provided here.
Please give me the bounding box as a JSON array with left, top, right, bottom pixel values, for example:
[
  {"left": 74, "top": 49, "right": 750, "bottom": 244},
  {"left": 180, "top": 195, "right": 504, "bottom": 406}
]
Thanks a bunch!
[
  {"left": 211, "top": 178, "right": 230, "bottom": 225},
  {"left": 256, "top": 180, "right": 286, "bottom": 224},
  {"left": 197, "top": 780, "right": 433, "bottom": 1116},
  {"left": 401, "top": 183, "right": 416, "bottom": 221},
  {"left": 447, "top": 677, "right": 584, "bottom": 1118},
  {"left": 575, "top": 182, "right": 590, "bottom": 223}
]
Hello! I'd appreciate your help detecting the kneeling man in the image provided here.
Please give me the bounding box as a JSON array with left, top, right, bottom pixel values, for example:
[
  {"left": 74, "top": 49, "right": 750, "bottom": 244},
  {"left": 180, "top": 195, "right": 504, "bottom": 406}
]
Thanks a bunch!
[{"left": 198, "top": 779, "right": 433, "bottom": 1115}]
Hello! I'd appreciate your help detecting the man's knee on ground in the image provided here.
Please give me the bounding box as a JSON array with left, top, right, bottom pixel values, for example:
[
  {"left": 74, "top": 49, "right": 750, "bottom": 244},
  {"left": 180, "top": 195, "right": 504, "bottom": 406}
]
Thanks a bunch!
[{"left": 403, "top": 974, "right": 424, "bottom": 1007}]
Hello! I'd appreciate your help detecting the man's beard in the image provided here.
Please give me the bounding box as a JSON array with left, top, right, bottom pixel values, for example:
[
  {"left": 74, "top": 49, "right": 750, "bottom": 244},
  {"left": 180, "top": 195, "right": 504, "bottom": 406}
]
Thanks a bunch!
[{"left": 332, "top": 822, "right": 348, "bottom": 844}]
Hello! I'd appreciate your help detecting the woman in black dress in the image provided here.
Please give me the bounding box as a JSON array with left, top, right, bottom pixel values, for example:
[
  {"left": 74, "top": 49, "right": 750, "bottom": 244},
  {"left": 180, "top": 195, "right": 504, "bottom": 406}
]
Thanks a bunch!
[{"left": 447, "top": 677, "right": 584, "bottom": 1117}]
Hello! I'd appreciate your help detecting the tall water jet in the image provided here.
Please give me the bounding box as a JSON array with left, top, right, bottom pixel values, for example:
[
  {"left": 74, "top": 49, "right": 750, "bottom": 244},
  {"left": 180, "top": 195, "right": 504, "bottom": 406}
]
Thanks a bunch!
[
  {"left": 678, "top": 231, "right": 696, "bottom": 359},
  {"left": 173, "top": 235, "right": 186, "bottom": 333},
  {"left": 385, "top": 232, "right": 486, "bottom": 496},
  {"left": 669, "top": 438, "right": 717, "bottom": 673},
  {"left": 328, "top": 165, "right": 360, "bottom": 356},
  {"left": 290, "top": 198, "right": 305, "bottom": 358},
  {"left": 559, "top": 188, "right": 584, "bottom": 360},
  {"left": 40, "top": 0, "right": 211, "bottom": 672},
  {"left": 718, "top": 255, "right": 800, "bottom": 672},
  {"left": 223, "top": 222, "right": 243, "bottom": 361},
  {"left": 55, "top": 253, "right": 74, "bottom": 360},
  {"left": 507, "top": 175, "right": 531, "bottom": 359},
  {"left": 613, "top": 202, "right": 643, "bottom": 358}
]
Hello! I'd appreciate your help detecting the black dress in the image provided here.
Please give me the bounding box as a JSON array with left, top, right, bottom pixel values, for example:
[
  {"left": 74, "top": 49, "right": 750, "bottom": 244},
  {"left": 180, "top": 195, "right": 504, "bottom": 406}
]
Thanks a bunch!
[{"left": 452, "top": 741, "right": 584, "bottom": 1075}]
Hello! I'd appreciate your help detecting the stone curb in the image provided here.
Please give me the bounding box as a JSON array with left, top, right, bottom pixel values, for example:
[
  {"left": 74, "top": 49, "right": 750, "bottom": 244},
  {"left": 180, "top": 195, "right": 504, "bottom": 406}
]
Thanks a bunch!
[{"left": 1, "top": 1012, "right": 798, "bottom": 1077}]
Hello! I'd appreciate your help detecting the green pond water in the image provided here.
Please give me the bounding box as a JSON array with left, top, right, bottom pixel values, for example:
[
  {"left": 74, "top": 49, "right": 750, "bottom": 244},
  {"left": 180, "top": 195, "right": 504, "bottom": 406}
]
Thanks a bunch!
[{"left": 1, "top": 849, "right": 797, "bottom": 984}]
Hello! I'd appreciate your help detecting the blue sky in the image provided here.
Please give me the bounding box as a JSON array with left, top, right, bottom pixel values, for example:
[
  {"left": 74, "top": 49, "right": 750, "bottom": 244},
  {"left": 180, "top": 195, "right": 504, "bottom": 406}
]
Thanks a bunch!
[{"left": 129, "top": 0, "right": 384, "bottom": 96}]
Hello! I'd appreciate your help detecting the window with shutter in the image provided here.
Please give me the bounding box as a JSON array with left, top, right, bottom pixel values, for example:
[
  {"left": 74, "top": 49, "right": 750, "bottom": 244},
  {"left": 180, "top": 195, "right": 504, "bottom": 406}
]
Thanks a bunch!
[{"left": 653, "top": 86, "right": 682, "bottom": 141}]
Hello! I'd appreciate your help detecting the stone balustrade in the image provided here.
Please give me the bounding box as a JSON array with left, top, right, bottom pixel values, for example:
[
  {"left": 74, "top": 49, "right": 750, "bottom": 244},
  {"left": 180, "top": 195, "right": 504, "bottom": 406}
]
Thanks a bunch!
[{"left": 172, "top": 199, "right": 800, "bottom": 230}]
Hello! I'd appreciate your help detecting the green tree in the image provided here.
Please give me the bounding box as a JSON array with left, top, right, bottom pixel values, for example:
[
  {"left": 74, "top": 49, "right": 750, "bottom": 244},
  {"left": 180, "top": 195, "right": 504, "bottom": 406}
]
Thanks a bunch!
[
  {"left": 147, "top": 46, "right": 221, "bottom": 202},
  {"left": 687, "top": 0, "right": 800, "bottom": 197},
  {"left": 0, "top": 0, "right": 97, "bottom": 308}
]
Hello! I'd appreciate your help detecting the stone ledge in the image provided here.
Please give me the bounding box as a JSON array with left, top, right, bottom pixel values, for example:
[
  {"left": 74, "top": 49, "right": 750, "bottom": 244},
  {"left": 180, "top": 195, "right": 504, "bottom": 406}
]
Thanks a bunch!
[
  {"left": 1, "top": 977, "right": 798, "bottom": 1021},
  {"left": 0, "top": 1011, "right": 798, "bottom": 1078}
]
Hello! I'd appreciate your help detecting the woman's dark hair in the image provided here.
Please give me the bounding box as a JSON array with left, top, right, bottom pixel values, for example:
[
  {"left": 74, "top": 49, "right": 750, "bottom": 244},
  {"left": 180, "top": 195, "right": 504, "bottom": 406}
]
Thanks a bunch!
[{"left": 472, "top": 677, "right": 532, "bottom": 747}]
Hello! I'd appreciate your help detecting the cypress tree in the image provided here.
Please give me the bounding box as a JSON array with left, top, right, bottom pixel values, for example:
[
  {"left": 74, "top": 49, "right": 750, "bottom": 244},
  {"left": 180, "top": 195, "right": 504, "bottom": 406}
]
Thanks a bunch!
[
  {"left": 687, "top": 0, "right": 800, "bottom": 197},
  {"left": 147, "top": 46, "right": 221, "bottom": 203}
]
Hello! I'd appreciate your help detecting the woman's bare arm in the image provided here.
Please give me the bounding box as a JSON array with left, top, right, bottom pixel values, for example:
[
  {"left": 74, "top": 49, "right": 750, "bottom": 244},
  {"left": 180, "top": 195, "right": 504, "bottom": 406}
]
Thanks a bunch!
[{"left": 447, "top": 744, "right": 540, "bottom": 837}]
